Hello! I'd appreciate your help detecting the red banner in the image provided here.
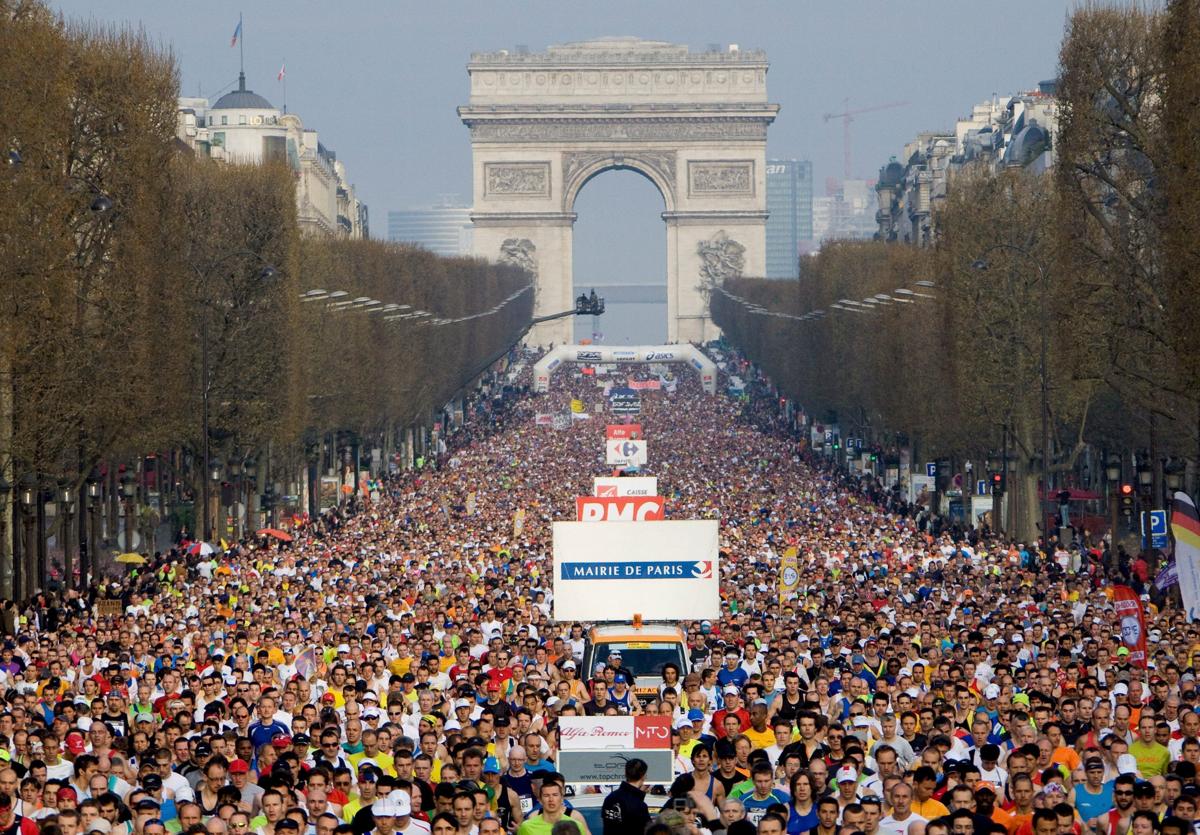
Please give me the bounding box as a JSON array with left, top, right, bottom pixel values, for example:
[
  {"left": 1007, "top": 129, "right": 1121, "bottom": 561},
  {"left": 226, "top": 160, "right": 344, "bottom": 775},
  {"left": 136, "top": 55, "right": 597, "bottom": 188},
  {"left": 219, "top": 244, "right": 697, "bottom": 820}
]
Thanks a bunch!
[
  {"left": 1113, "top": 584, "right": 1148, "bottom": 668},
  {"left": 633, "top": 715, "right": 672, "bottom": 749},
  {"left": 606, "top": 424, "right": 643, "bottom": 440},
  {"left": 575, "top": 495, "right": 665, "bottom": 522},
  {"left": 628, "top": 379, "right": 661, "bottom": 391}
]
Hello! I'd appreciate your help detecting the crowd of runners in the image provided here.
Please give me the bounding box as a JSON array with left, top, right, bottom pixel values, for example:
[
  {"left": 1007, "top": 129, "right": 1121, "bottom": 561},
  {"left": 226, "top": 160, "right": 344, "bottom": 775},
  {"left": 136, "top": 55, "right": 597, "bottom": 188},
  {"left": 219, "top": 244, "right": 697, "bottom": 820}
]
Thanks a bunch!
[{"left": 0, "top": 344, "right": 1190, "bottom": 835}]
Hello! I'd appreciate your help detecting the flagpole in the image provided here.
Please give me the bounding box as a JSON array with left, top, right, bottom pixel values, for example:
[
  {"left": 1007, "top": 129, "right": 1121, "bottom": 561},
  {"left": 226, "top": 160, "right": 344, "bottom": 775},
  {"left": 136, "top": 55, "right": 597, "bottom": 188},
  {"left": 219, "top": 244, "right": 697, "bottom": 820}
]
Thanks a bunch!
[{"left": 239, "top": 12, "right": 244, "bottom": 76}]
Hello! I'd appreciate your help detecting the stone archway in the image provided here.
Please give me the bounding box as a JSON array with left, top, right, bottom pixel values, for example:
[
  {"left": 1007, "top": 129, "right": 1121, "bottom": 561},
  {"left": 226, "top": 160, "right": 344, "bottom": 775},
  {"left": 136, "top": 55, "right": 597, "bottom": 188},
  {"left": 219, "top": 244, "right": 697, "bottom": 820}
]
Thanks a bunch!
[{"left": 459, "top": 37, "right": 779, "bottom": 346}]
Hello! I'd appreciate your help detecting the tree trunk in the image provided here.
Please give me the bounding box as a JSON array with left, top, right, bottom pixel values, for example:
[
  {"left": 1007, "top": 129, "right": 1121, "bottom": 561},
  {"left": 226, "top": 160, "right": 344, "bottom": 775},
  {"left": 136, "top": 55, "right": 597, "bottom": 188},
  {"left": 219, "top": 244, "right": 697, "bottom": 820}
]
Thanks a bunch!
[{"left": 1009, "top": 418, "right": 1042, "bottom": 542}]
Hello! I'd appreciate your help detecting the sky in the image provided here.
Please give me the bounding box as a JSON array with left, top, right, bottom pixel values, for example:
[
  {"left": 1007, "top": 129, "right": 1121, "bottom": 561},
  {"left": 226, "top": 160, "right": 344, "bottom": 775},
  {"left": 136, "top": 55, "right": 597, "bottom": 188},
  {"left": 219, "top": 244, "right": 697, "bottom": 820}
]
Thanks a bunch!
[{"left": 51, "top": 0, "right": 1075, "bottom": 338}]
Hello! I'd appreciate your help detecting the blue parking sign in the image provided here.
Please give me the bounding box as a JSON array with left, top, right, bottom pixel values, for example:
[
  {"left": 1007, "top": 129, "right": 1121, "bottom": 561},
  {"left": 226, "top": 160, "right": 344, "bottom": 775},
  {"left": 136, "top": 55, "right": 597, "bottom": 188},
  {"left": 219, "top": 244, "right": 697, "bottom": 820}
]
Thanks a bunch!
[
  {"left": 1143, "top": 509, "right": 1169, "bottom": 549},
  {"left": 926, "top": 462, "right": 937, "bottom": 478}
]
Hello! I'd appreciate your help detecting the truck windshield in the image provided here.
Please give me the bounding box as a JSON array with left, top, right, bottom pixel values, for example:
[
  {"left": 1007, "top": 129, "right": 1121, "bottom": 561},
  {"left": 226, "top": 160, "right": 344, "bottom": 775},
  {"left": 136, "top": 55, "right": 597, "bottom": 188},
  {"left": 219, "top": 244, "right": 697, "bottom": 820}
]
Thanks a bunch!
[{"left": 593, "top": 642, "right": 685, "bottom": 677}]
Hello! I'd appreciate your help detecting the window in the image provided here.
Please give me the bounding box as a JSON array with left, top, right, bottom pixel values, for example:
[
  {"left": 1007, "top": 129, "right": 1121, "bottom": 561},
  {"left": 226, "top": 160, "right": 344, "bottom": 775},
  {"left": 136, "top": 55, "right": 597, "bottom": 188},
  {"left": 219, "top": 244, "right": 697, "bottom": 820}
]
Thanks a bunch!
[
  {"left": 207, "top": 116, "right": 213, "bottom": 126},
  {"left": 221, "top": 115, "right": 228, "bottom": 126},
  {"left": 263, "top": 136, "right": 286, "bottom": 163},
  {"left": 212, "top": 132, "right": 225, "bottom": 147},
  {"left": 239, "top": 114, "right": 247, "bottom": 125}
]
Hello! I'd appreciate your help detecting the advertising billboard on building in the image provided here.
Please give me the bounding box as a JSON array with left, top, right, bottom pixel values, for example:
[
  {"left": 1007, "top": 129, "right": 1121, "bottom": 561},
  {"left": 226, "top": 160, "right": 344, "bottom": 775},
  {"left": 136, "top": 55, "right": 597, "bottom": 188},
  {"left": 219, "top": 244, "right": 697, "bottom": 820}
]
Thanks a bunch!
[{"left": 552, "top": 520, "right": 720, "bottom": 620}]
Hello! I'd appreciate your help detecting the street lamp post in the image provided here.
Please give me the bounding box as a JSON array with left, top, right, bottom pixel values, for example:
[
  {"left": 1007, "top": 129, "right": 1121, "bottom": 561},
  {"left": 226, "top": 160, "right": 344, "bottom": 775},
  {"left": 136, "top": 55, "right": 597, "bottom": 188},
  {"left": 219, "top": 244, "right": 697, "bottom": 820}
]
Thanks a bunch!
[
  {"left": 18, "top": 479, "right": 34, "bottom": 596},
  {"left": 120, "top": 473, "right": 136, "bottom": 553},
  {"left": 244, "top": 459, "right": 257, "bottom": 537},
  {"left": 0, "top": 475, "right": 10, "bottom": 600},
  {"left": 209, "top": 464, "right": 222, "bottom": 542},
  {"left": 1106, "top": 453, "right": 1122, "bottom": 550},
  {"left": 229, "top": 459, "right": 242, "bottom": 540},
  {"left": 58, "top": 484, "right": 74, "bottom": 591},
  {"left": 85, "top": 471, "right": 101, "bottom": 587}
]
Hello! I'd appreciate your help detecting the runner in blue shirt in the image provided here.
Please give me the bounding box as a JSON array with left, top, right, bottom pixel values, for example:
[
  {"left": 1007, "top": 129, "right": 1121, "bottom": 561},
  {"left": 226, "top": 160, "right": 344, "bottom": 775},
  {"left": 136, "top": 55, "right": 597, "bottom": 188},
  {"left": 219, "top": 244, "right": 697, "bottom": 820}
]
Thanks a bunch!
[{"left": 716, "top": 651, "right": 749, "bottom": 689}]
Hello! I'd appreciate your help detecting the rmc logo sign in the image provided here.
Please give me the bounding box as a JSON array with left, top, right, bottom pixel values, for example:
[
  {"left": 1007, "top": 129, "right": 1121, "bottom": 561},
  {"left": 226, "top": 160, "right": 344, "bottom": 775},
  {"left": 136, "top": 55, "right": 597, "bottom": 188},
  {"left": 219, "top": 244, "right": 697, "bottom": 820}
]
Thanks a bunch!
[{"left": 575, "top": 496, "right": 665, "bottom": 522}]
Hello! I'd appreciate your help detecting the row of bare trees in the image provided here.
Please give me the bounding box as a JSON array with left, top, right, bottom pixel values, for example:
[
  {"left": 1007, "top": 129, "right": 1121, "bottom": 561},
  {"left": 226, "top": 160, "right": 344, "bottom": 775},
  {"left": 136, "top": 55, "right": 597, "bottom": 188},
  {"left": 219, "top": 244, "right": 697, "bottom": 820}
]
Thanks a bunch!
[
  {"left": 713, "top": 2, "right": 1200, "bottom": 541},
  {"left": 0, "top": 2, "right": 531, "bottom": 597}
]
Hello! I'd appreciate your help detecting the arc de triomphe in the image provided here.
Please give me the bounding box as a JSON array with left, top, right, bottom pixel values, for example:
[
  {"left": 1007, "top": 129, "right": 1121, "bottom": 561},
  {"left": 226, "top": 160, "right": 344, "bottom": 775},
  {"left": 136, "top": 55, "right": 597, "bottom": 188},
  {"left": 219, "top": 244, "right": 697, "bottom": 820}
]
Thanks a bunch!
[{"left": 459, "top": 37, "right": 779, "bottom": 346}]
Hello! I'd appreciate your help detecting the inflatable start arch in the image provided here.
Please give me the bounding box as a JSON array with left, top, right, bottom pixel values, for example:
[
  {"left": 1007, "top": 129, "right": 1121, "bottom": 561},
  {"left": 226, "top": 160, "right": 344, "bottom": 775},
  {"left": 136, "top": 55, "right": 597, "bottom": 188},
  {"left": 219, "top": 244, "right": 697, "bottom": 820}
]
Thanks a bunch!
[{"left": 532, "top": 344, "right": 717, "bottom": 395}]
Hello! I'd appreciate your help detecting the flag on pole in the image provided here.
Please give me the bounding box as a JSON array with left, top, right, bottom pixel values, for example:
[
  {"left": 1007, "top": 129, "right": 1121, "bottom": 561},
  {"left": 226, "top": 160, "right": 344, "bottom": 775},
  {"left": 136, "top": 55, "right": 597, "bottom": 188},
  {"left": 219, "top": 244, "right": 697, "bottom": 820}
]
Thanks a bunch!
[
  {"left": 778, "top": 546, "right": 800, "bottom": 606},
  {"left": 1172, "top": 491, "right": 1200, "bottom": 620},
  {"left": 1112, "top": 584, "right": 1148, "bottom": 668},
  {"left": 277, "top": 63, "right": 286, "bottom": 81},
  {"left": 230, "top": 18, "right": 242, "bottom": 47}
]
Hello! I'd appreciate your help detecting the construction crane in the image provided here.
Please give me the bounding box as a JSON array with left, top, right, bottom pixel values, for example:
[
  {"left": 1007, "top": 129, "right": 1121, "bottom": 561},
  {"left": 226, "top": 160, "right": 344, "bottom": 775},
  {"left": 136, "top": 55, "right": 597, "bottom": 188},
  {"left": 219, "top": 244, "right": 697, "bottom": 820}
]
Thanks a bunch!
[{"left": 822, "top": 99, "right": 910, "bottom": 180}]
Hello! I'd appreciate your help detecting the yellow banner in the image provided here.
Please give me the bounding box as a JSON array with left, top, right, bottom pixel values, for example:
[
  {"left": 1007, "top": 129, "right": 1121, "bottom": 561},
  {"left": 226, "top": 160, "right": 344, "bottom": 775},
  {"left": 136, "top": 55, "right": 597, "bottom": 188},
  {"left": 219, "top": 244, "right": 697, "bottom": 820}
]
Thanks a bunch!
[
  {"left": 513, "top": 508, "right": 526, "bottom": 537},
  {"left": 779, "top": 546, "right": 800, "bottom": 605},
  {"left": 466, "top": 492, "right": 477, "bottom": 517},
  {"left": 570, "top": 399, "right": 584, "bottom": 413}
]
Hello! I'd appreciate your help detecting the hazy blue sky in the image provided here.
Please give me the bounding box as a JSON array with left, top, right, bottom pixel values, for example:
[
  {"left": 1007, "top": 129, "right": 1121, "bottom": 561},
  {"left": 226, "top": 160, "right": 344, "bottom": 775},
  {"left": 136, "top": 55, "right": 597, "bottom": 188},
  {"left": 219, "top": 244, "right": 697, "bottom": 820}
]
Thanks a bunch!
[{"left": 51, "top": 0, "right": 1075, "bottom": 322}]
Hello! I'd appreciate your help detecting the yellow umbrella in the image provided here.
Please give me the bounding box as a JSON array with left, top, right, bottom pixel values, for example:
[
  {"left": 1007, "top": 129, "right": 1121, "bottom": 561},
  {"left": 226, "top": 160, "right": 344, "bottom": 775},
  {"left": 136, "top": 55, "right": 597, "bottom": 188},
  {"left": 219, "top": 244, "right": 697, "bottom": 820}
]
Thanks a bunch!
[{"left": 115, "top": 553, "right": 146, "bottom": 565}]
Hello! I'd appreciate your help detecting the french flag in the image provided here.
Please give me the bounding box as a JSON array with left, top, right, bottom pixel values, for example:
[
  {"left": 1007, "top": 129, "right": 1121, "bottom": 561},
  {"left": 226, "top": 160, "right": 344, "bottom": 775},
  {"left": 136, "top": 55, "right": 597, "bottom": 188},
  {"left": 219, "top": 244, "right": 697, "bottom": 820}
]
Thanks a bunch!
[{"left": 230, "top": 18, "right": 242, "bottom": 48}]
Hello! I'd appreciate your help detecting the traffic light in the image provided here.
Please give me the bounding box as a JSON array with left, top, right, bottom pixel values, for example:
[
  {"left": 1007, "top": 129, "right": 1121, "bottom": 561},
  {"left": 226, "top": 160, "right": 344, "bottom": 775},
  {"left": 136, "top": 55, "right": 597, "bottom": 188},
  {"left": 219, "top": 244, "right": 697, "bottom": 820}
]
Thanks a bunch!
[
  {"left": 1119, "top": 483, "right": 1135, "bottom": 518},
  {"left": 991, "top": 472, "right": 1005, "bottom": 495},
  {"left": 832, "top": 438, "right": 841, "bottom": 451}
]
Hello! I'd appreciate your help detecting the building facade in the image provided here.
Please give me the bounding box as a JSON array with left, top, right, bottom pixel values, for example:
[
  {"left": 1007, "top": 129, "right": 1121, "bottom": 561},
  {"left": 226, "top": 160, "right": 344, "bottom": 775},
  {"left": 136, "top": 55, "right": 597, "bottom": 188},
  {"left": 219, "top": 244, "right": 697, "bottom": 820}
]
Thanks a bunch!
[
  {"left": 387, "top": 202, "right": 473, "bottom": 256},
  {"left": 811, "top": 178, "right": 878, "bottom": 245},
  {"left": 176, "top": 73, "right": 367, "bottom": 239},
  {"left": 764, "top": 159, "right": 813, "bottom": 278},
  {"left": 876, "top": 83, "right": 1057, "bottom": 245}
]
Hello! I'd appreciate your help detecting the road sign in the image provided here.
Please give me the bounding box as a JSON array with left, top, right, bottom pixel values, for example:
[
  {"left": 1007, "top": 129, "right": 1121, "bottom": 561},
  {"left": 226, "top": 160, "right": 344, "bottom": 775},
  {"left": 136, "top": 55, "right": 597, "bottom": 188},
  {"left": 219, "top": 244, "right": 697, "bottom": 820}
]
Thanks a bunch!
[
  {"left": 926, "top": 462, "right": 937, "bottom": 478},
  {"left": 976, "top": 479, "right": 987, "bottom": 496},
  {"left": 1143, "top": 509, "right": 1169, "bottom": 549}
]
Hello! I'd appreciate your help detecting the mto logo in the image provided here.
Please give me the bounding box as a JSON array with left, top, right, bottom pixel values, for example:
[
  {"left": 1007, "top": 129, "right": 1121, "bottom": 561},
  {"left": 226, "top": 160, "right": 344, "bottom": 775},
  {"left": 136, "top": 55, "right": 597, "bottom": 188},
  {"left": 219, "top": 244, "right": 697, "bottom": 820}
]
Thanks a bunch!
[
  {"left": 576, "top": 350, "right": 602, "bottom": 361},
  {"left": 645, "top": 351, "right": 675, "bottom": 361},
  {"left": 633, "top": 716, "right": 672, "bottom": 749},
  {"left": 576, "top": 496, "right": 665, "bottom": 522},
  {"left": 596, "top": 485, "right": 618, "bottom": 497}
]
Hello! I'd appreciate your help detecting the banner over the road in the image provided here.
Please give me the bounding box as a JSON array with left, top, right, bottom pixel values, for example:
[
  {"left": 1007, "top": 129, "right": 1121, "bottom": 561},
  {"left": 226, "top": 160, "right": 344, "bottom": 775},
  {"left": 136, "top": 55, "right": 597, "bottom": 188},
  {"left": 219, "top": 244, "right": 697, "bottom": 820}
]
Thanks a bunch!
[
  {"left": 532, "top": 344, "right": 717, "bottom": 395},
  {"left": 553, "top": 520, "right": 720, "bottom": 620}
]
